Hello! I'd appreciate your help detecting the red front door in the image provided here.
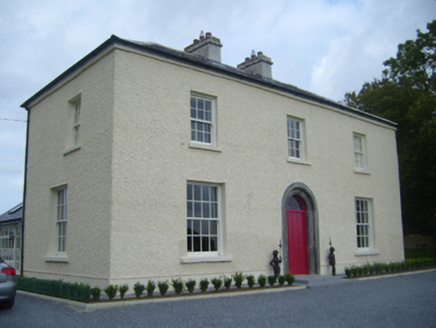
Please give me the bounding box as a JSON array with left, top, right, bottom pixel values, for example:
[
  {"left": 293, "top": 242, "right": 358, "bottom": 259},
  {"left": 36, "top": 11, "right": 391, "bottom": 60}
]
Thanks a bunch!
[{"left": 287, "top": 196, "right": 308, "bottom": 274}]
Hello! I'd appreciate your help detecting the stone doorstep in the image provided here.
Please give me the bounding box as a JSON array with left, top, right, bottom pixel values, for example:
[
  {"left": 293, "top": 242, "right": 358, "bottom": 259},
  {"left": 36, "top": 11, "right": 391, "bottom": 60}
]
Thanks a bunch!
[{"left": 18, "top": 285, "right": 307, "bottom": 312}]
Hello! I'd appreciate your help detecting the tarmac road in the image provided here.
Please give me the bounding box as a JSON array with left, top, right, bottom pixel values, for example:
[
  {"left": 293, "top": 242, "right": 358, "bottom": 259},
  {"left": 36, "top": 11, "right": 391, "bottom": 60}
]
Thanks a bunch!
[{"left": 1, "top": 270, "right": 435, "bottom": 327}]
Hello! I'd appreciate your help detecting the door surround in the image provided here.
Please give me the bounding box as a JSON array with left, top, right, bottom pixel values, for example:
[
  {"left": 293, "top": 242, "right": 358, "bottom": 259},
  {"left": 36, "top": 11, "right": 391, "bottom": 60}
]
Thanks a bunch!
[{"left": 281, "top": 182, "right": 319, "bottom": 275}]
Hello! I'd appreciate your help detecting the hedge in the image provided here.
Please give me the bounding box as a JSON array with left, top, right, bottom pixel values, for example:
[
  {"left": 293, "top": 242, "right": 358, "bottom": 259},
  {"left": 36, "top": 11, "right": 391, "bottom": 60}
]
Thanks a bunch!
[{"left": 18, "top": 276, "right": 90, "bottom": 303}]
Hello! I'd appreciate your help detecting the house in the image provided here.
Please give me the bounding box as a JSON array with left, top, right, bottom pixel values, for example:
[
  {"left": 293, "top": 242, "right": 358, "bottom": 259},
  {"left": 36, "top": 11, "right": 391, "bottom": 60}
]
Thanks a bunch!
[
  {"left": 20, "top": 32, "right": 404, "bottom": 287},
  {"left": 0, "top": 203, "right": 23, "bottom": 272}
]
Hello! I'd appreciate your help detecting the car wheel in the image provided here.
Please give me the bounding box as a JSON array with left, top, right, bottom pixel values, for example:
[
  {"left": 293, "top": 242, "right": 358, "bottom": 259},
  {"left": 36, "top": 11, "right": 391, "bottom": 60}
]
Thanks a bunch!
[{"left": 2, "top": 298, "right": 14, "bottom": 310}]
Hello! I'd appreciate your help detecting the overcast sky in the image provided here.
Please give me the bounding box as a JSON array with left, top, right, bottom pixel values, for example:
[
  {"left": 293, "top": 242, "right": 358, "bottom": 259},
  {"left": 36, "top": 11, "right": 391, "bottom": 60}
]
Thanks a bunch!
[{"left": 0, "top": 0, "right": 435, "bottom": 213}]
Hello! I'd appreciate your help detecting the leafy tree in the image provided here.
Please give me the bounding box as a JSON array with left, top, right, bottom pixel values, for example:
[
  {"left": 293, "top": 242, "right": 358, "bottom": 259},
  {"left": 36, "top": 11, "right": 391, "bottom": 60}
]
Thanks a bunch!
[{"left": 344, "top": 20, "right": 436, "bottom": 236}]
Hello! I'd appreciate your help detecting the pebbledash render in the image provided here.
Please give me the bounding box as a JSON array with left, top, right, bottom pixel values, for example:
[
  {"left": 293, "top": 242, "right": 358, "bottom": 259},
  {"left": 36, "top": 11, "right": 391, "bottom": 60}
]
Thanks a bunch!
[{"left": 21, "top": 32, "right": 404, "bottom": 287}]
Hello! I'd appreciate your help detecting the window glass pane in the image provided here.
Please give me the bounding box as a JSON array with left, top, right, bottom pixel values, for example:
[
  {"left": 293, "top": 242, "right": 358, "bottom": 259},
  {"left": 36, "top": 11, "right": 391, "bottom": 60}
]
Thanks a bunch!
[
  {"left": 210, "top": 220, "right": 217, "bottom": 234},
  {"left": 202, "top": 186, "right": 209, "bottom": 201},
  {"left": 202, "top": 220, "right": 209, "bottom": 234},
  {"left": 191, "top": 108, "right": 196, "bottom": 119},
  {"left": 194, "top": 185, "right": 201, "bottom": 200},
  {"left": 187, "top": 201, "right": 193, "bottom": 217},
  {"left": 211, "top": 203, "right": 218, "bottom": 218},
  {"left": 198, "top": 99, "right": 204, "bottom": 109},
  {"left": 187, "top": 184, "right": 192, "bottom": 200},
  {"left": 198, "top": 109, "right": 204, "bottom": 120},
  {"left": 194, "top": 202, "right": 202, "bottom": 217},
  {"left": 193, "top": 237, "right": 201, "bottom": 251},
  {"left": 210, "top": 237, "right": 218, "bottom": 251},
  {"left": 203, "top": 203, "right": 210, "bottom": 218},
  {"left": 187, "top": 219, "right": 193, "bottom": 234},
  {"left": 205, "top": 100, "right": 211, "bottom": 111},
  {"left": 187, "top": 236, "right": 192, "bottom": 251},
  {"left": 191, "top": 97, "right": 196, "bottom": 108},
  {"left": 202, "top": 237, "right": 209, "bottom": 251},
  {"left": 193, "top": 220, "right": 201, "bottom": 234}
]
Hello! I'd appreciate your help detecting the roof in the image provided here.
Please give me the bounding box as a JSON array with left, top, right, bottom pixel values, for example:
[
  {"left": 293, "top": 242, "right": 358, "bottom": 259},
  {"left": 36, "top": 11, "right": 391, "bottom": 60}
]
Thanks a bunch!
[
  {"left": 0, "top": 203, "right": 23, "bottom": 226},
  {"left": 21, "top": 35, "right": 397, "bottom": 128}
]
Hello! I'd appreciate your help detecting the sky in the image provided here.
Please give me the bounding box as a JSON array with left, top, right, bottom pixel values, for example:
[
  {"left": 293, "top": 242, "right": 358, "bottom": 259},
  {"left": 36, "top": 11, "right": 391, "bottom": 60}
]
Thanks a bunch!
[{"left": 0, "top": 0, "right": 435, "bottom": 214}]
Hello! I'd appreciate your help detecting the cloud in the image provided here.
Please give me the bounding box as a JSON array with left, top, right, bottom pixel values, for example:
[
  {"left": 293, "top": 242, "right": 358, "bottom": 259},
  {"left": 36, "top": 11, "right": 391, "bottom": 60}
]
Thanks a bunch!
[{"left": 0, "top": 0, "right": 435, "bottom": 212}]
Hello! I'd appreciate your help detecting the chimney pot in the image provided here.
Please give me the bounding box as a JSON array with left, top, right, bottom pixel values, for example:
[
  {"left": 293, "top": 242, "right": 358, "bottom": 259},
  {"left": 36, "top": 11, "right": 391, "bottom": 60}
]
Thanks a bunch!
[
  {"left": 199, "top": 30, "right": 205, "bottom": 40},
  {"left": 206, "top": 32, "right": 212, "bottom": 38},
  {"left": 194, "top": 39, "right": 199, "bottom": 44},
  {"left": 245, "top": 57, "right": 250, "bottom": 62},
  {"left": 257, "top": 51, "right": 263, "bottom": 56}
]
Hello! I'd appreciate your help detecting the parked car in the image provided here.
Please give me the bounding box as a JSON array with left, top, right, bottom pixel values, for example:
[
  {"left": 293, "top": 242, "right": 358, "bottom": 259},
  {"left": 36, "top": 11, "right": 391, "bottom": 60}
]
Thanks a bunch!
[{"left": 0, "top": 257, "right": 17, "bottom": 309}]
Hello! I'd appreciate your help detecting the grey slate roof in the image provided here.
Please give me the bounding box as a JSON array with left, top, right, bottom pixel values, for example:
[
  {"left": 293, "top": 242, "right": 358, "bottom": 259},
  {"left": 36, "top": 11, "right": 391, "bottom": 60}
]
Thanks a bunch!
[
  {"left": 21, "top": 35, "right": 396, "bottom": 128},
  {"left": 0, "top": 203, "right": 23, "bottom": 226}
]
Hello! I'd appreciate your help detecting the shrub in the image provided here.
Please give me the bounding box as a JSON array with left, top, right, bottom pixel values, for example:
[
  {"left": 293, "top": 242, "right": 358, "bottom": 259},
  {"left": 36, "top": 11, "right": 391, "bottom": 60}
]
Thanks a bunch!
[
  {"left": 185, "top": 279, "right": 196, "bottom": 293},
  {"left": 104, "top": 284, "right": 118, "bottom": 300},
  {"left": 199, "top": 279, "right": 209, "bottom": 292},
  {"left": 119, "top": 284, "right": 129, "bottom": 299},
  {"left": 90, "top": 286, "right": 101, "bottom": 301},
  {"left": 146, "top": 280, "right": 156, "bottom": 297},
  {"left": 257, "top": 274, "right": 267, "bottom": 287},
  {"left": 158, "top": 281, "right": 169, "bottom": 296},
  {"left": 267, "top": 275, "right": 277, "bottom": 287},
  {"left": 284, "top": 273, "right": 295, "bottom": 286},
  {"left": 278, "top": 275, "right": 286, "bottom": 286},
  {"left": 172, "top": 278, "right": 184, "bottom": 294},
  {"left": 224, "top": 277, "right": 232, "bottom": 290},
  {"left": 344, "top": 268, "right": 352, "bottom": 278},
  {"left": 134, "top": 282, "right": 145, "bottom": 298},
  {"left": 246, "top": 275, "right": 256, "bottom": 288},
  {"left": 233, "top": 272, "right": 245, "bottom": 289},
  {"left": 211, "top": 278, "right": 222, "bottom": 292}
]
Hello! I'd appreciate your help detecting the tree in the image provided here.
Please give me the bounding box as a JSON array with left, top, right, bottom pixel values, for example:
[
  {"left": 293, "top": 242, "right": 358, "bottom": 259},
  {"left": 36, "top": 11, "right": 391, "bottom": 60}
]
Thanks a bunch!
[{"left": 344, "top": 20, "right": 436, "bottom": 236}]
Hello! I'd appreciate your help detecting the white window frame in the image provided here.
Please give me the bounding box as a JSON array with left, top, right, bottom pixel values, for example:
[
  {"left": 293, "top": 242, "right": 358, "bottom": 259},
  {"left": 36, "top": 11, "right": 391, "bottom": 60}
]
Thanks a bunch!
[
  {"left": 64, "top": 94, "right": 82, "bottom": 154},
  {"left": 353, "top": 133, "right": 367, "bottom": 171},
  {"left": 355, "top": 198, "right": 374, "bottom": 252},
  {"left": 72, "top": 100, "right": 81, "bottom": 146},
  {"left": 287, "top": 116, "right": 305, "bottom": 161},
  {"left": 56, "top": 188, "right": 68, "bottom": 254},
  {"left": 190, "top": 93, "right": 217, "bottom": 148},
  {"left": 186, "top": 183, "right": 221, "bottom": 257}
]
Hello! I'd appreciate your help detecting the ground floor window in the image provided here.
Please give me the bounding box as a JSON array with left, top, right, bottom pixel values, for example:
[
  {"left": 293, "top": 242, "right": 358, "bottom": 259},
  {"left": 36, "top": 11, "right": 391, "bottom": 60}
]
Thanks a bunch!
[
  {"left": 187, "top": 183, "right": 219, "bottom": 254},
  {"left": 355, "top": 198, "right": 373, "bottom": 249},
  {"left": 0, "top": 225, "right": 21, "bottom": 271},
  {"left": 56, "top": 188, "right": 68, "bottom": 254}
]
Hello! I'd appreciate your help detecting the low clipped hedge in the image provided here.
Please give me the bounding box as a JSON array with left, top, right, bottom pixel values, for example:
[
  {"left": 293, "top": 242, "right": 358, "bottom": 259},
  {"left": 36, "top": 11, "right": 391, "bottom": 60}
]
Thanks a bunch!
[
  {"left": 18, "top": 276, "right": 90, "bottom": 303},
  {"left": 344, "top": 258, "right": 436, "bottom": 278}
]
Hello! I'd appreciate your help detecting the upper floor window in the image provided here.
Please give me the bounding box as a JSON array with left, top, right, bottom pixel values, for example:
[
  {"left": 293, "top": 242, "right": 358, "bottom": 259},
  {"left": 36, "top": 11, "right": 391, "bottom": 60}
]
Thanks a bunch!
[
  {"left": 190, "top": 94, "right": 216, "bottom": 145},
  {"left": 72, "top": 100, "right": 81, "bottom": 146},
  {"left": 65, "top": 94, "right": 82, "bottom": 152},
  {"left": 353, "top": 133, "right": 366, "bottom": 171},
  {"left": 287, "top": 116, "right": 305, "bottom": 160}
]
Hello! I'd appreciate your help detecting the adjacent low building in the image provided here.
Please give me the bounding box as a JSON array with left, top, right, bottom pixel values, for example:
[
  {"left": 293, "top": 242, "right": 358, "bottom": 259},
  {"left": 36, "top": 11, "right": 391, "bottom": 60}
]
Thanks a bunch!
[
  {"left": 0, "top": 204, "right": 23, "bottom": 272},
  {"left": 20, "top": 32, "right": 404, "bottom": 287}
]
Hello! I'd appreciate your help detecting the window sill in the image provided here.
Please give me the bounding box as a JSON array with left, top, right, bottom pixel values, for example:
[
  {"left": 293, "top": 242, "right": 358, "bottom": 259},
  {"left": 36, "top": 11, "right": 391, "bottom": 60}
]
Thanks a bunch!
[
  {"left": 355, "top": 250, "right": 380, "bottom": 257},
  {"left": 354, "top": 169, "right": 370, "bottom": 175},
  {"left": 189, "top": 142, "right": 222, "bottom": 152},
  {"left": 181, "top": 255, "right": 232, "bottom": 264},
  {"left": 45, "top": 255, "right": 69, "bottom": 263},
  {"left": 63, "top": 145, "right": 81, "bottom": 156},
  {"left": 287, "top": 158, "right": 311, "bottom": 166}
]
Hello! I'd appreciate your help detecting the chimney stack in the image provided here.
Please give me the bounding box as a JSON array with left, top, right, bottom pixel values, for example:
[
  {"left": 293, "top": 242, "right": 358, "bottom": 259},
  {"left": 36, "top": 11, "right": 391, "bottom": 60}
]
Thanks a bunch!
[
  {"left": 184, "top": 31, "right": 223, "bottom": 62},
  {"left": 237, "top": 51, "right": 273, "bottom": 79}
]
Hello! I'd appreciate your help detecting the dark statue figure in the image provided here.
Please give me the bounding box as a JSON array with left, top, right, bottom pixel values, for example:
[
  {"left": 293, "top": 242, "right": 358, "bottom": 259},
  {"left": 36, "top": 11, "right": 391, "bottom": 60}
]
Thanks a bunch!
[
  {"left": 328, "top": 246, "right": 336, "bottom": 276},
  {"left": 270, "top": 250, "right": 282, "bottom": 277}
]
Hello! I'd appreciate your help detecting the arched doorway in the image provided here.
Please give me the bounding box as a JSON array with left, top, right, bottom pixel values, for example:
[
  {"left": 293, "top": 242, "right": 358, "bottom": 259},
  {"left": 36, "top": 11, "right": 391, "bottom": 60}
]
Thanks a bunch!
[
  {"left": 282, "top": 183, "right": 319, "bottom": 275},
  {"left": 286, "top": 196, "right": 308, "bottom": 274}
]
